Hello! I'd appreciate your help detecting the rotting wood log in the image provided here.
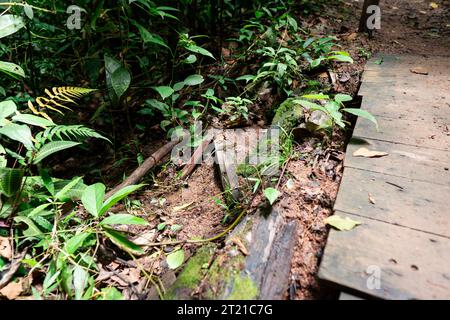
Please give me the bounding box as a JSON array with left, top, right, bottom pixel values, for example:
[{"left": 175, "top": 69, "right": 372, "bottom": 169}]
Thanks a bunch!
[
  {"left": 105, "top": 140, "right": 180, "bottom": 199},
  {"left": 179, "top": 135, "right": 214, "bottom": 180}
]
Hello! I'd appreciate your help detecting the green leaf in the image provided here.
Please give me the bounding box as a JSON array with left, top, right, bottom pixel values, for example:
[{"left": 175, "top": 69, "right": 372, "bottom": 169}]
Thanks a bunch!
[
  {"left": 12, "top": 114, "right": 55, "bottom": 128},
  {"left": 184, "top": 74, "right": 204, "bottom": 86},
  {"left": 152, "top": 86, "right": 174, "bottom": 100},
  {"left": 14, "top": 216, "right": 43, "bottom": 239},
  {"left": 264, "top": 187, "right": 280, "bottom": 205},
  {"left": 98, "top": 287, "right": 123, "bottom": 300},
  {"left": 0, "top": 168, "right": 24, "bottom": 197},
  {"left": 343, "top": 108, "right": 379, "bottom": 130},
  {"left": 0, "top": 61, "right": 25, "bottom": 79},
  {"left": 54, "top": 176, "right": 83, "bottom": 201},
  {"left": 301, "top": 94, "right": 330, "bottom": 100},
  {"left": 73, "top": 265, "right": 88, "bottom": 300},
  {"left": 81, "top": 183, "right": 106, "bottom": 218},
  {"left": 0, "top": 100, "right": 17, "bottom": 120},
  {"left": 328, "top": 54, "right": 354, "bottom": 63},
  {"left": 173, "top": 82, "right": 185, "bottom": 92},
  {"left": 27, "top": 203, "right": 52, "bottom": 218},
  {"left": 0, "top": 123, "right": 33, "bottom": 150},
  {"left": 0, "top": 15, "right": 25, "bottom": 39},
  {"left": 33, "top": 141, "right": 81, "bottom": 164},
  {"left": 103, "top": 228, "right": 144, "bottom": 255},
  {"left": 24, "top": 4, "right": 34, "bottom": 20},
  {"left": 236, "top": 75, "right": 255, "bottom": 83},
  {"left": 183, "top": 55, "right": 197, "bottom": 64},
  {"left": 293, "top": 99, "right": 325, "bottom": 112},
  {"left": 100, "top": 184, "right": 145, "bottom": 216},
  {"left": 132, "top": 21, "right": 169, "bottom": 49},
  {"left": 105, "top": 55, "right": 131, "bottom": 105},
  {"left": 100, "top": 214, "right": 149, "bottom": 226},
  {"left": 334, "top": 94, "right": 353, "bottom": 103},
  {"left": 325, "top": 215, "right": 361, "bottom": 231},
  {"left": 166, "top": 249, "right": 184, "bottom": 269},
  {"left": 186, "top": 44, "right": 215, "bottom": 60},
  {"left": 65, "top": 232, "right": 91, "bottom": 255}
]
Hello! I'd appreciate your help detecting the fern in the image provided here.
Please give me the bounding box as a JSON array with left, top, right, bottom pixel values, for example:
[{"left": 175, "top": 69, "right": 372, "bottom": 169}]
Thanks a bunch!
[
  {"left": 36, "top": 125, "right": 110, "bottom": 144},
  {"left": 28, "top": 87, "right": 97, "bottom": 120}
]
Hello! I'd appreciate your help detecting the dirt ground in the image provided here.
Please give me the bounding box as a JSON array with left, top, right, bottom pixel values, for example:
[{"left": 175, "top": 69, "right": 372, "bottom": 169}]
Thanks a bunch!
[{"left": 93, "top": 0, "right": 450, "bottom": 300}]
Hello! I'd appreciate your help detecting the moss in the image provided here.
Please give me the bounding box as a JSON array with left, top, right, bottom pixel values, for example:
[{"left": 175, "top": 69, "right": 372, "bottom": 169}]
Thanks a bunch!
[
  {"left": 164, "top": 244, "right": 216, "bottom": 300},
  {"left": 272, "top": 97, "right": 304, "bottom": 131},
  {"left": 227, "top": 274, "right": 259, "bottom": 300}
]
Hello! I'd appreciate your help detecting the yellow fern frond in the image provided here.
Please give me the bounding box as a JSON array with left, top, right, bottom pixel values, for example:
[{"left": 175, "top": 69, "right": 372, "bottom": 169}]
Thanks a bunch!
[{"left": 28, "top": 87, "right": 97, "bottom": 120}]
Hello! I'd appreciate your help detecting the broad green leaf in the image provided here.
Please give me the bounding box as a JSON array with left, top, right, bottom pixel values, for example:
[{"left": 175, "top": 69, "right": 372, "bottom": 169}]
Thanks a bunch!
[
  {"left": 236, "top": 75, "right": 255, "bottom": 83},
  {"left": 81, "top": 183, "right": 106, "bottom": 218},
  {"left": 186, "top": 44, "right": 215, "bottom": 60},
  {"left": 325, "top": 215, "right": 361, "bottom": 231},
  {"left": 103, "top": 228, "right": 144, "bottom": 255},
  {"left": 152, "top": 86, "right": 174, "bottom": 100},
  {"left": 14, "top": 216, "right": 44, "bottom": 239},
  {"left": 28, "top": 203, "right": 53, "bottom": 218},
  {"left": 12, "top": 114, "right": 55, "bottom": 128},
  {"left": 98, "top": 287, "right": 123, "bottom": 300},
  {"left": 173, "top": 82, "right": 185, "bottom": 92},
  {"left": 293, "top": 99, "right": 325, "bottom": 112},
  {"left": 0, "top": 123, "right": 33, "bottom": 150},
  {"left": 54, "top": 176, "right": 83, "bottom": 201},
  {"left": 0, "top": 168, "right": 24, "bottom": 197},
  {"left": 100, "top": 213, "right": 149, "bottom": 226},
  {"left": 264, "top": 187, "right": 280, "bottom": 205},
  {"left": 328, "top": 54, "right": 354, "bottom": 63},
  {"left": 24, "top": 4, "right": 34, "bottom": 20},
  {"left": 131, "top": 20, "right": 169, "bottom": 49},
  {"left": 183, "top": 55, "right": 197, "bottom": 64},
  {"left": 334, "top": 94, "right": 353, "bottom": 103},
  {"left": 166, "top": 249, "right": 184, "bottom": 269},
  {"left": 0, "top": 61, "right": 25, "bottom": 79},
  {"left": 301, "top": 94, "right": 330, "bottom": 100},
  {"left": 73, "top": 265, "right": 88, "bottom": 300},
  {"left": 184, "top": 74, "right": 204, "bottom": 86},
  {"left": 65, "top": 232, "right": 91, "bottom": 255},
  {"left": 105, "top": 55, "right": 131, "bottom": 105},
  {"left": 0, "top": 100, "right": 17, "bottom": 120},
  {"left": 100, "top": 184, "right": 145, "bottom": 216},
  {"left": 343, "top": 108, "right": 379, "bottom": 130},
  {"left": 0, "top": 15, "right": 25, "bottom": 39},
  {"left": 33, "top": 141, "right": 81, "bottom": 164}
]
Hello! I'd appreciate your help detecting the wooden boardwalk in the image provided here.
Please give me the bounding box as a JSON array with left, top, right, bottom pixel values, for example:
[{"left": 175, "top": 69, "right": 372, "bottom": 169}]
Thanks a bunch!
[{"left": 318, "top": 54, "right": 450, "bottom": 300}]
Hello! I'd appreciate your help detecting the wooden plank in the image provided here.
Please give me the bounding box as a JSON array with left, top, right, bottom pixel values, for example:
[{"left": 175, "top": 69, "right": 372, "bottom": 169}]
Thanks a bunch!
[
  {"left": 319, "top": 212, "right": 450, "bottom": 300},
  {"left": 359, "top": 80, "right": 450, "bottom": 100},
  {"left": 334, "top": 167, "right": 450, "bottom": 237},
  {"left": 358, "top": 96, "right": 450, "bottom": 124},
  {"left": 364, "top": 55, "right": 450, "bottom": 71},
  {"left": 345, "top": 138, "right": 450, "bottom": 186},
  {"left": 339, "top": 292, "right": 364, "bottom": 300},
  {"left": 353, "top": 116, "right": 450, "bottom": 151}
]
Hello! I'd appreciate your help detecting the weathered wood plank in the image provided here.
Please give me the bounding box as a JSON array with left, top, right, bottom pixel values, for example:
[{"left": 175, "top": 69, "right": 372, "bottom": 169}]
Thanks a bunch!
[
  {"left": 334, "top": 167, "right": 450, "bottom": 237},
  {"left": 364, "top": 55, "right": 450, "bottom": 71},
  {"left": 339, "top": 292, "right": 364, "bottom": 300},
  {"left": 358, "top": 95, "right": 450, "bottom": 124},
  {"left": 353, "top": 116, "right": 450, "bottom": 151},
  {"left": 345, "top": 138, "right": 450, "bottom": 186},
  {"left": 319, "top": 212, "right": 450, "bottom": 300}
]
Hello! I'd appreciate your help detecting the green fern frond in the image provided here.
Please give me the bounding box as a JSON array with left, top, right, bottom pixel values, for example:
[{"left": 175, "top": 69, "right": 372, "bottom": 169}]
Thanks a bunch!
[
  {"left": 36, "top": 125, "right": 110, "bottom": 144},
  {"left": 28, "top": 87, "right": 97, "bottom": 120}
]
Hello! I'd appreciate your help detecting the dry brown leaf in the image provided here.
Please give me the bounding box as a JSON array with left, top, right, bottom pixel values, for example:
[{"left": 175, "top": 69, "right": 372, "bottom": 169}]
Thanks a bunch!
[
  {"left": 229, "top": 237, "right": 249, "bottom": 256},
  {"left": 0, "top": 237, "right": 12, "bottom": 260},
  {"left": 346, "top": 32, "right": 358, "bottom": 41},
  {"left": 0, "top": 276, "right": 31, "bottom": 300},
  {"left": 410, "top": 67, "right": 429, "bottom": 75},
  {"left": 172, "top": 201, "right": 194, "bottom": 213},
  {"left": 353, "top": 147, "right": 388, "bottom": 158}
]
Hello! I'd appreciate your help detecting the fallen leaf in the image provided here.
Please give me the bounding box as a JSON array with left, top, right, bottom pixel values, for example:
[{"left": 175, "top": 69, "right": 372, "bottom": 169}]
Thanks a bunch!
[
  {"left": 346, "top": 32, "right": 357, "bottom": 41},
  {"left": 230, "top": 237, "right": 249, "bottom": 256},
  {"left": 430, "top": 2, "right": 438, "bottom": 9},
  {"left": 325, "top": 215, "right": 362, "bottom": 231},
  {"left": 353, "top": 147, "right": 388, "bottom": 158},
  {"left": 166, "top": 249, "right": 185, "bottom": 270},
  {"left": 410, "top": 67, "right": 428, "bottom": 75},
  {"left": 368, "top": 193, "right": 376, "bottom": 204},
  {"left": 0, "top": 237, "right": 12, "bottom": 260},
  {"left": 172, "top": 201, "right": 194, "bottom": 213},
  {"left": 0, "top": 276, "right": 31, "bottom": 300}
]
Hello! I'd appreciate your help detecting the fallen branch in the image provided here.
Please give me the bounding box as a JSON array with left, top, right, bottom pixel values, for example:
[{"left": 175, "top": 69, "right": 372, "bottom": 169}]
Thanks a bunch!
[
  {"left": 105, "top": 140, "right": 180, "bottom": 199},
  {"left": 179, "top": 135, "right": 214, "bottom": 180}
]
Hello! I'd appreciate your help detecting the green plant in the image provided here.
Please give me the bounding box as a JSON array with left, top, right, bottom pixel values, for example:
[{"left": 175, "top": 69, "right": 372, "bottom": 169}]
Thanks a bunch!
[
  {"left": 221, "top": 97, "right": 253, "bottom": 125},
  {"left": 294, "top": 93, "right": 378, "bottom": 132}
]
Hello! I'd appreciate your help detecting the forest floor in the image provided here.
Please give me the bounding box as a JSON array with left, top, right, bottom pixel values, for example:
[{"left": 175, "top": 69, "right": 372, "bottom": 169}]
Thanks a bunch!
[{"left": 42, "top": 0, "right": 449, "bottom": 300}]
